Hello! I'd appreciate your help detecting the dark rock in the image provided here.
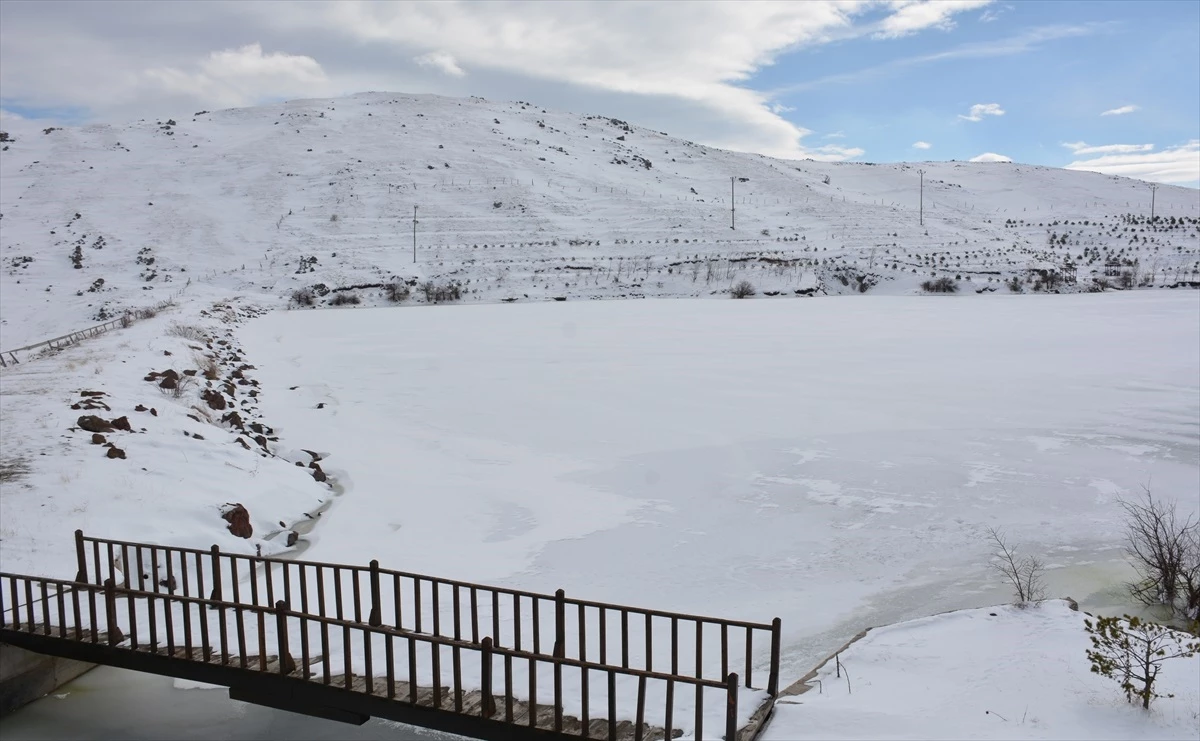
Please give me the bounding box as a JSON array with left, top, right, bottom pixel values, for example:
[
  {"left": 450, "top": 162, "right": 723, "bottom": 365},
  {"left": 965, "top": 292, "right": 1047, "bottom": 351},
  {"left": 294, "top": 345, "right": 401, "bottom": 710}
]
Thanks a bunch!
[
  {"left": 106, "top": 446, "right": 126, "bottom": 459},
  {"left": 111, "top": 416, "right": 132, "bottom": 432},
  {"left": 160, "top": 369, "right": 180, "bottom": 381},
  {"left": 159, "top": 575, "right": 177, "bottom": 591},
  {"left": 159, "top": 376, "right": 177, "bottom": 390},
  {"left": 79, "top": 390, "right": 106, "bottom": 397},
  {"left": 91, "top": 433, "right": 106, "bottom": 444},
  {"left": 253, "top": 434, "right": 269, "bottom": 451},
  {"left": 221, "top": 411, "right": 244, "bottom": 429},
  {"left": 310, "top": 463, "right": 327, "bottom": 483},
  {"left": 182, "top": 369, "right": 197, "bottom": 376},
  {"left": 150, "top": 408, "right": 157, "bottom": 417},
  {"left": 134, "top": 404, "right": 148, "bottom": 412},
  {"left": 77, "top": 415, "right": 113, "bottom": 433},
  {"left": 234, "top": 437, "right": 251, "bottom": 450},
  {"left": 221, "top": 503, "right": 253, "bottom": 538},
  {"left": 286, "top": 531, "right": 299, "bottom": 547},
  {"left": 202, "top": 388, "right": 227, "bottom": 411},
  {"left": 192, "top": 433, "right": 204, "bottom": 440},
  {"left": 71, "top": 403, "right": 82, "bottom": 410},
  {"left": 316, "top": 402, "right": 326, "bottom": 409},
  {"left": 302, "top": 449, "right": 322, "bottom": 462}
]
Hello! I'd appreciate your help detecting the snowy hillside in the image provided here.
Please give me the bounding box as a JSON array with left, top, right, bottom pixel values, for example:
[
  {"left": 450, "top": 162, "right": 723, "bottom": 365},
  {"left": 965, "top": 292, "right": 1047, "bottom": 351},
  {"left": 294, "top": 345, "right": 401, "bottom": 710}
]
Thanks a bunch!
[{"left": 2, "top": 91, "right": 1198, "bottom": 350}]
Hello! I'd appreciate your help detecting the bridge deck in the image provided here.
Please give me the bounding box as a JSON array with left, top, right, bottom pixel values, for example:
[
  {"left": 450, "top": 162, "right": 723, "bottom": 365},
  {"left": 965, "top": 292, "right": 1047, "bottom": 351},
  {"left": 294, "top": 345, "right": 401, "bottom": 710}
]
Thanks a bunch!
[{"left": 1, "top": 532, "right": 783, "bottom": 740}]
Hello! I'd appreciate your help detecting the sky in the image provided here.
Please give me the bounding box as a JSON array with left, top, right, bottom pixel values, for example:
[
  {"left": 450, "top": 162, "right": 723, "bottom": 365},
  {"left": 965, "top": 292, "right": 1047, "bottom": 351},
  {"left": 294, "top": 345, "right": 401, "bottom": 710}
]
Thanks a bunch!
[{"left": 1, "top": 0, "right": 1197, "bottom": 187}]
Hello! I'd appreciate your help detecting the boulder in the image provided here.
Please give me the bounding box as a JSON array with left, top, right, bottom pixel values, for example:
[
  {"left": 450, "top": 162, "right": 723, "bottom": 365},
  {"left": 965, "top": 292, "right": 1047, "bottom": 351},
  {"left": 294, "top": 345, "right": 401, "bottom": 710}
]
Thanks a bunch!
[
  {"left": 91, "top": 433, "right": 106, "bottom": 445},
  {"left": 111, "top": 416, "right": 132, "bottom": 432},
  {"left": 220, "top": 503, "right": 253, "bottom": 538},
  {"left": 106, "top": 446, "right": 126, "bottom": 459},
  {"left": 201, "top": 389, "right": 227, "bottom": 411},
  {"left": 286, "top": 531, "right": 299, "bottom": 547},
  {"left": 158, "top": 376, "right": 177, "bottom": 390},
  {"left": 310, "top": 462, "right": 327, "bottom": 483},
  {"left": 77, "top": 415, "right": 113, "bottom": 433}
]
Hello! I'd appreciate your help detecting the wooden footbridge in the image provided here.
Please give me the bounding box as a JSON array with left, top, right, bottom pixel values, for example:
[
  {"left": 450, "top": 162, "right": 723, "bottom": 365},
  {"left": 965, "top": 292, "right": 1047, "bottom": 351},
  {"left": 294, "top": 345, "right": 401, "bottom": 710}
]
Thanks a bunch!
[{"left": 0, "top": 531, "right": 782, "bottom": 740}]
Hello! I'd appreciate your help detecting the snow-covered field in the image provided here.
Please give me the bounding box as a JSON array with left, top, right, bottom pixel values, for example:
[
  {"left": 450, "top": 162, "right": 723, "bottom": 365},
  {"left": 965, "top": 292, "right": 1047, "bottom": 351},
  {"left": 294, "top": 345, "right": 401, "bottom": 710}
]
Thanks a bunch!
[{"left": 764, "top": 600, "right": 1200, "bottom": 740}]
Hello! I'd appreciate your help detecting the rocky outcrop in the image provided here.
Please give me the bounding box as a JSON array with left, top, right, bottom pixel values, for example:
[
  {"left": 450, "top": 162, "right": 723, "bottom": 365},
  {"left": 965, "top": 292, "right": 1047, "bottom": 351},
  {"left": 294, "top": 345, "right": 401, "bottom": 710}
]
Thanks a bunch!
[{"left": 220, "top": 503, "right": 253, "bottom": 538}]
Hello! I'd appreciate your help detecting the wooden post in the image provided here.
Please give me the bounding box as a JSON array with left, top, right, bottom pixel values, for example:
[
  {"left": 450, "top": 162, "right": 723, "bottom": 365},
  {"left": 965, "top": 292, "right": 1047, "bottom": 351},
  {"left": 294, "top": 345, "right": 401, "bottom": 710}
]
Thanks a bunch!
[
  {"left": 209, "top": 545, "right": 222, "bottom": 601},
  {"left": 103, "top": 579, "right": 125, "bottom": 645},
  {"left": 480, "top": 637, "right": 496, "bottom": 717},
  {"left": 768, "top": 617, "right": 782, "bottom": 696},
  {"left": 553, "top": 589, "right": 566, "bottom": 658},
  {"left": 368, "top": 560, "right": 382, "bottom": 627},
  {"left": 726, "top": 672, "right": 739, "bottom": 741},
  {"left": 275, "top": 601, "right": 296, "bottom": 675},
  {"left": 74, "top": 530, "right": 88, "bottom": 583}
]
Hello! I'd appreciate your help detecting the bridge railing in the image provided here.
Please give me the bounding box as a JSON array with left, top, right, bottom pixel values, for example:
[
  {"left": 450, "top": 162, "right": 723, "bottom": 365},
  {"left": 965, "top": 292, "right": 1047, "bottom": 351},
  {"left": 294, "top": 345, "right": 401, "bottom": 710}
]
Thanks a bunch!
[
  {"left": 74, "top": 531, "right": 781, "bottom": 695},
  {"left": 1, "top": 570, "right": 753, "bottom": 740}
]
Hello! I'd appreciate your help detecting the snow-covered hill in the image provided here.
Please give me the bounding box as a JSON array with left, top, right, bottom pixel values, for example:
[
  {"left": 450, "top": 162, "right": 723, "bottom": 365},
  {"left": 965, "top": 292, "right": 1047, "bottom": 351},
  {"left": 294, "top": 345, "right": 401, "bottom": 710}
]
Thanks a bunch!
[{"left": 2, "top": 91, "right": 1198, "bottom": 350}]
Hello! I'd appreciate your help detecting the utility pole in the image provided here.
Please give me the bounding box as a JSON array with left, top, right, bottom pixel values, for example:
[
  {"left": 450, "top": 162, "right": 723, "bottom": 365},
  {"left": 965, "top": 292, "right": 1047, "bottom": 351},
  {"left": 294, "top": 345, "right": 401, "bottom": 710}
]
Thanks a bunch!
[
  {"left": 918, "top": 169, "right": 925, "bottom": 227},
  {"left": 730, "top": 176, "right": 736, "bottom": 230},
  {"left": 412, "top": 205, "right": 418, "bottom": 263},
  {"left": 1150, "top": 183, "right": 1158, "bottom": 221}
]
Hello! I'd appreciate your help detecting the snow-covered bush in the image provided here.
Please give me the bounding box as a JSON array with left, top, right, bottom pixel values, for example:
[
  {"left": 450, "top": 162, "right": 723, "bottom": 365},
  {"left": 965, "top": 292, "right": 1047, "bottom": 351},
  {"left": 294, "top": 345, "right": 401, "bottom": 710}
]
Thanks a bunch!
[
  {"left": 920, "top": 277, "right": 958, "bottom": 293},
  {"left": 730, "top": 280, "right": 755, "bottom": 299}
]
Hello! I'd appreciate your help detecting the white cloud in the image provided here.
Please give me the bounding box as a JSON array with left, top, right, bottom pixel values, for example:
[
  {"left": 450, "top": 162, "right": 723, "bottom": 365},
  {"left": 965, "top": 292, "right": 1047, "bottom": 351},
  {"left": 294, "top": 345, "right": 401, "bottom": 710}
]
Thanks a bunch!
[
  {"left": 414, "top": 51, "right": 466, "bottom": 77},
  {"left": 969, "top": 152, "right": 1012, "bottom": 162},
  {"left": 145, "top": 44, "right": 328, "bottom": 108},
  {"left": 958, "top": 102, "right": 1004, "bottom": 122},
  {"left": 874, "top": 0, "right": 994, "bottom": 39},
  {"left": 1065, "top": 140, "right": 1200, "bottom": 184},
  {"left": 1100, "top": 104, "right": 1138, "bottom": 116},
  {"left": 1061, "top": 141, "right": 1153, "bottom": 156},
  {"left": 769, "top": 102, "right": 795, "bottom": 114},
  {"left": 912, "top": 140, "right": 932, "bottom": 149},
  {"left": 823, "top": 131, "right": 846, "bottom": 139},
  {"left": 0, "top": 108, "right": 25, "bottom": 123}
]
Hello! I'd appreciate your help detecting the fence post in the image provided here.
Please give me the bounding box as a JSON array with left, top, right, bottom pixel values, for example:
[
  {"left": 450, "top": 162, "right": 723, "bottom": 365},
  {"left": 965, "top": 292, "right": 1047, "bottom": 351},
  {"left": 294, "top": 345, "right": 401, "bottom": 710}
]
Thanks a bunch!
[
  {"left": 480, "top": 636, "right": 496, "bottom": 717},
  {"left": 275, "top": 601, "right": 296, "bottom": 675},
  {"left": 726, "top": 672, "right": 739, "bottom": 741},
  {"left": 368, "top": 560, "right": 381, "bottom": 627},
  {"left": 553, "top": 589, "right": 566, "bottom": 658},
  {"left": 103, "top": 579, "right": 125, "bottom": 645},
  {"left": 74, "top": 530, "right": 88, "bottom": 583},
  {"left": 768, "top": 617, "right": 782, "bottom": 696},
  {"left": 209, "top": 545, "right": 222, "bottom": 601}
]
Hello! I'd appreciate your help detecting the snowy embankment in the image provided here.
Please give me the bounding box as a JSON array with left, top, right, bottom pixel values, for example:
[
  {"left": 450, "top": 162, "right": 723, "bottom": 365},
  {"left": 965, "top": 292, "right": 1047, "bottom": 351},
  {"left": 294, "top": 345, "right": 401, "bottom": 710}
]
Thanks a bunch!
[{"left": 764, "top": 600, "right": 1200, "bottom": 740}]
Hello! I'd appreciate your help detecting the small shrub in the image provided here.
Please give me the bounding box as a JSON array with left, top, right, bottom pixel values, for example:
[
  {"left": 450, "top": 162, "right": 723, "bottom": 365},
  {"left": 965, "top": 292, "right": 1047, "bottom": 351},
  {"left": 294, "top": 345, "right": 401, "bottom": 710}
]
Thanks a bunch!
[
  {"left": 384, "top": 281, "right": 411, "bottom": 303},
  {"left": 420, "top": 281, "right": 462, "bottom": 303},
  {"left": 920, "top": 277, "right": 958, "bottom": 293},
  {"left": 291, "top": 288, "right": 315, "bottom": 307},
  {"left": 730, "top": 280, "right": 756, "bottom": 299},
  {"left": 1006, "top": 275, "right": 1024, "bottom": 293},
  {"left": 167, "top": 323, "right": 207, "bottom": 342},
  {"left": 159, "top": 374, "right": 196, "bottom": 400},
  {"left": 329, "top": 214, "right": 339, "bottom": 222},
  {"left": 986, "top": 527, "right": 1046, "bottom": 605},
  {"left": 330, "top": 292, "right": 361, "bottom": 306}
]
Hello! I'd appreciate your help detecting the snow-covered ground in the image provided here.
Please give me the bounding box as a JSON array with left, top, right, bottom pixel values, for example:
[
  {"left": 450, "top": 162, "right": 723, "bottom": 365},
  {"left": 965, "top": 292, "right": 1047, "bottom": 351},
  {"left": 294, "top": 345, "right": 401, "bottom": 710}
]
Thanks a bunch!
[{"left": 764, "top": 600, "right": 1200, "bottom": 740}]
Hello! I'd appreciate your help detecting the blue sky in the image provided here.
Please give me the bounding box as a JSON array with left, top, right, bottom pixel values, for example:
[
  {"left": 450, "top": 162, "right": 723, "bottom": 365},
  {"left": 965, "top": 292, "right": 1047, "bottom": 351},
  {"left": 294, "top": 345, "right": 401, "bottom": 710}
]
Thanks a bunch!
[
  {"left": 1, "top": 1, "right": 1197, "bottom": 186},
  {"left": 757, "top": 1, "right": 1199, "bottom": 184}
]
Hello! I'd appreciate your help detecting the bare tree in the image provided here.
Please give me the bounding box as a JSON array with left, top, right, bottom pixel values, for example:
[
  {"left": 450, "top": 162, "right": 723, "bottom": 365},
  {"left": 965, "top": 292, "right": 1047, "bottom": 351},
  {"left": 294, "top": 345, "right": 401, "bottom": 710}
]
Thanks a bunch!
[
  {"left": 986, "top": 527, "right": 1046, "bottom": 605},
  {"left": 1120, "top": 486, "right": 1200, "bottom": 619}
]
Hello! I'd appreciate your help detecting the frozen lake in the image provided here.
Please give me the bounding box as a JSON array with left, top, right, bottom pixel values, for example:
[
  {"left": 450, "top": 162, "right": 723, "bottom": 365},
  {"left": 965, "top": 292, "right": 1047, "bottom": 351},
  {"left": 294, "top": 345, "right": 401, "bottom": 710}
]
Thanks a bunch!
[
  {"left": 239, "top": 293, "right": 1199, "bottom": 676},
  {"left": 4, "top": 292, "right": 1197, "bottom": 737}
]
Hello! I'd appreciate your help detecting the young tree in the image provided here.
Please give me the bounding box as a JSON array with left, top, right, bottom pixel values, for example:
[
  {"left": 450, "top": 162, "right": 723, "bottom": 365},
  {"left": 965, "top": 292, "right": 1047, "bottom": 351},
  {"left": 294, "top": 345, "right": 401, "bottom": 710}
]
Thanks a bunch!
[
  {"left": 1120, "top": 487, "right": 1200, "bottom": 620},
  {"left": 986, "top": 527, "right": 1046, "bottom": 605},
  {"left": 1085, "top": 614, "right": 1199, "bottom": 709}
]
